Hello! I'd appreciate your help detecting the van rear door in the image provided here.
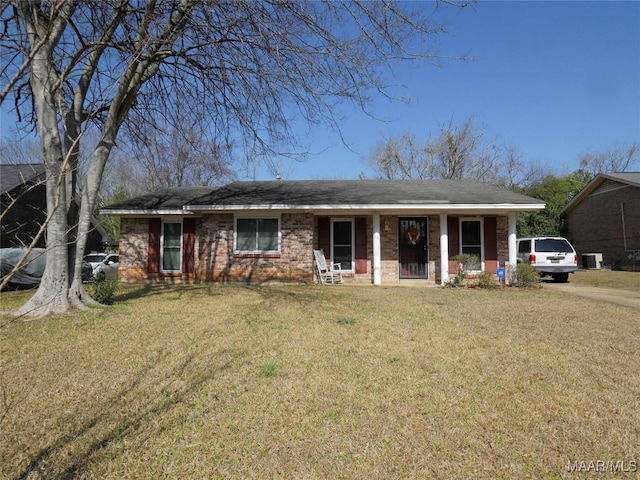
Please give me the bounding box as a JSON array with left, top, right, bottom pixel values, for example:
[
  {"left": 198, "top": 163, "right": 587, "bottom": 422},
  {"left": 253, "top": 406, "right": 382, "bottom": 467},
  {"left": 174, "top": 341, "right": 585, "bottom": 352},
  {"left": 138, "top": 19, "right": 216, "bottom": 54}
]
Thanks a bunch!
[{"left": 533, "top": 238, "right": 576, "bottom": 268}]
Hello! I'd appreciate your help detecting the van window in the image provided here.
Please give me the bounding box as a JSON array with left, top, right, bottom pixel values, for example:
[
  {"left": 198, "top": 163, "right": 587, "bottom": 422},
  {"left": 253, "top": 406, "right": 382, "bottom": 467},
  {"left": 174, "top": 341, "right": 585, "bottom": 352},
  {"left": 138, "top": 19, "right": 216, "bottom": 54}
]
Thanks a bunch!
[
  {"left": 518, "top": 240, "right": 530, "bottom": 254},
  {"left": 534, "top": 239, "right": 573, "bottom": 252}
]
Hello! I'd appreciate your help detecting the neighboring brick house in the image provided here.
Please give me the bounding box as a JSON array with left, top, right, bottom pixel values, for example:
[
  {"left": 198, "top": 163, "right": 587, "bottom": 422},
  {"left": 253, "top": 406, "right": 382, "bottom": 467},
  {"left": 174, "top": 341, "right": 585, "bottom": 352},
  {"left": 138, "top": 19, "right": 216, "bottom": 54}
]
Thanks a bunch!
[
  {"left": 561, "top": 172, "right": 640, "bottom": 271},
  {"left": 1, "top": 163, "right": 113, "bottom": 252},
  {"left": 102, "top": 180, "right": 545, "bottom": 286}
]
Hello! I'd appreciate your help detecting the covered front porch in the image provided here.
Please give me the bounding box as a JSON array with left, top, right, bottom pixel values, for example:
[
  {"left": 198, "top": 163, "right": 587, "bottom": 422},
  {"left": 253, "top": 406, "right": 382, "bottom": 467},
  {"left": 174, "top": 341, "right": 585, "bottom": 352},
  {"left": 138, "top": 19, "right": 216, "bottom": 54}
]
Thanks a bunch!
[{"left": 314, "top": 212, "right": 519, "bottom": 286}]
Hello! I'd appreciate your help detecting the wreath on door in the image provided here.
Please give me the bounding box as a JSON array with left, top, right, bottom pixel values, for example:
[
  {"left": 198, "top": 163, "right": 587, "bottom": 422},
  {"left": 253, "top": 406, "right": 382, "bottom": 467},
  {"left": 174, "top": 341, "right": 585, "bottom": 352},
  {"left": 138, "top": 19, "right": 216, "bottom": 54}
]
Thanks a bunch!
[{"left": 405, "top": 226, "right": 420, "bottom": 245}]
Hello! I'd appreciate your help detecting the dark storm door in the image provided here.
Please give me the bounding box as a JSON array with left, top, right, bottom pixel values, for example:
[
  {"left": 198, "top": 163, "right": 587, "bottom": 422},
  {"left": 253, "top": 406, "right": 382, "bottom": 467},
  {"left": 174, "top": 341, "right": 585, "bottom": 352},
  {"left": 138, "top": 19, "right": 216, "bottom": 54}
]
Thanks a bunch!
[{"left": 398, "top": 217, "right": 428, "bottom": 279}]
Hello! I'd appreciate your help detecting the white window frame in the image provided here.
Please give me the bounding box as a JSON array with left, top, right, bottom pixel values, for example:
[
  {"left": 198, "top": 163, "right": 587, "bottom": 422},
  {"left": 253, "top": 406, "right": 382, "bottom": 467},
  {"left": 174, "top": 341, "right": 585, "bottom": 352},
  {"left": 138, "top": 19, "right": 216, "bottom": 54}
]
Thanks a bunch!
[
  {"left": 459, "top": 217, "right": 484, "bottom": 272},
  {"left": 161, "top": 218, "right": 183, "bottom": 273},
  {"left": 234, "top": 216, "right": 281, "bottom": 254},
  {"left": 330, "top": 218, "right": 355, "bottom": 272}
]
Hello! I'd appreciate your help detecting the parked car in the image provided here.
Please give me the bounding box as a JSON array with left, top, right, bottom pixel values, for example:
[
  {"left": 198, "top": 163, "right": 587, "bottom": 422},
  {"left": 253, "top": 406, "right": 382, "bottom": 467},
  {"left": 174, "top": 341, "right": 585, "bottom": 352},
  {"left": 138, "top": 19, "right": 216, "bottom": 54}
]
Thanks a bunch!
[
  {"left": 2, "top": 248, "right": 97, "bottom": 288},
  {"left": 516, "top": 237, "right": 578, "bottom": 283},
  {"left": 0, "top": 248, "right": 46, "bottom": 289},
  {"left": 84, "top": 253, "right": 119, "bottom": 281}
]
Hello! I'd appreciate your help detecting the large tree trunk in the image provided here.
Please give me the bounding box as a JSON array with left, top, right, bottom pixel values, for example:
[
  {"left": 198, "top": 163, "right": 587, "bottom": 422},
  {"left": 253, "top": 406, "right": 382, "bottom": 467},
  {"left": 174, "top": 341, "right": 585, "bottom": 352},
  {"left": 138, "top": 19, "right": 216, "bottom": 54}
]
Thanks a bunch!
[
  {"left": 15, "top": 50, "right": 73, "bottom": 317},
  {"left": 68, "top": 145, "right": 113, "bottom": 307}
]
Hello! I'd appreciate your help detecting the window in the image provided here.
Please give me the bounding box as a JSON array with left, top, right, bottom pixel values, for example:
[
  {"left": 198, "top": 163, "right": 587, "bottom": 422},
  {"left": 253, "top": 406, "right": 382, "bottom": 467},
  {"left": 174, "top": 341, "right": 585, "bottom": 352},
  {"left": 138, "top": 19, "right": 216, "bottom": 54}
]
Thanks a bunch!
[
  {"left": 235, "top": 218, "right": 280, "bottom": 252},
  {"left": 460, "top": 219, "right": 483, "bottom": 270},
  {"left": 332, "top": 219, "right": 354, "bottom": 271},
  {"left": 518, "top": 240, "right": 531, "bottom": 255},
  {"left": 162, "top": 221, "right": 182, "bottom": 271},
  {"left": 534, "top": 238, "right": 574, "bottom": 253}
]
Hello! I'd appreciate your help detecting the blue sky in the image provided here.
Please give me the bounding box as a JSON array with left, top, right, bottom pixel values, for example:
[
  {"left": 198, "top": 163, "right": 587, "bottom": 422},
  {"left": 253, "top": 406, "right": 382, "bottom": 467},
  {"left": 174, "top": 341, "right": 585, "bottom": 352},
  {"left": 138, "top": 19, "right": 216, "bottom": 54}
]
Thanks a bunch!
[
  {"left": 268, "top": 1, "right": 640, "bottom": 180},
  {"left": 1, "top": 2, "right": 638, "bottom": 182}
]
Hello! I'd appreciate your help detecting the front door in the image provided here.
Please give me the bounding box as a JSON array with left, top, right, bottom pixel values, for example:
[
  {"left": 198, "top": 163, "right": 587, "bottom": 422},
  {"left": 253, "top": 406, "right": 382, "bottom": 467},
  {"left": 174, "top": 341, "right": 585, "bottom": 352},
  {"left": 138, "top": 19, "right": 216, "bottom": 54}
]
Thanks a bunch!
[{"left": 399, "top": 217, "right": 428, "bottom": 279}]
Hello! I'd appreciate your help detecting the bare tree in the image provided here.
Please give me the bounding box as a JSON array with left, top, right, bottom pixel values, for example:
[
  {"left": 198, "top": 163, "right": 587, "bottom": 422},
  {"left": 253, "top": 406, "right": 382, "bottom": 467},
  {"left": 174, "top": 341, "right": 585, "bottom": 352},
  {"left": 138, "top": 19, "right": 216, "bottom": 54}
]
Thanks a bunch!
[
  {"left": 369, "top": 116, "right": 501, "bottom": 182},
  {"left": 499, "top": 142, "right": 546, "bottom": 191},
  {"left": 428, "top": 117, "right": 499, "bottom": 181},
  {"left": 0, "top": 137, "right": 41, "bottom": 164},
  {"left": 1, "top": 0, "right": 471, "bottom": 316},
  {"left": 368, "top": 133, "right": 432, "bottom": 179},
  {"left": 123, "top": 106, "right": 235, "bottom": 192},
  {"left": 577, "top": 141, "right": 640, "bottom": 180}
]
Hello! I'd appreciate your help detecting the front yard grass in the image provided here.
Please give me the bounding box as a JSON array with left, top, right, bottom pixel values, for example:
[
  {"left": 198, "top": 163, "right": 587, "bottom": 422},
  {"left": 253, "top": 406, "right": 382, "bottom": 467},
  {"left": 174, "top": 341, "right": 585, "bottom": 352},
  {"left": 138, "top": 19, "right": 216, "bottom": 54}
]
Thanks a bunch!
[
  {"left": 569, "top": 269, "right": 639, "bottom": 292},
  {"left": 1, "top": 284, "right": 638, "bottom": 479}
]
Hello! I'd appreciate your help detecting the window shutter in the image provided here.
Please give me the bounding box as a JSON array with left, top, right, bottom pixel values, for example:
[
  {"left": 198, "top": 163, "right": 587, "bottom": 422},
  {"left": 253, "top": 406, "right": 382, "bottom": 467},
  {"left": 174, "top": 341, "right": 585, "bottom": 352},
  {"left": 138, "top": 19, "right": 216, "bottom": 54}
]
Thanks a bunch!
[
  {"left": 183, "top": 218, "right": 196, "bottom": 274},
  {"left": 355, "top": 217, "right": 368, "bottom": 274},
  {"left": 148, "top": 218, "right": 161, "bottom": 274},
  {"left": 483, "top": 217, "right": 498, "bottom": 273},
  {"left": 317, "top": 217, "right": 330, "bottom": 258}
]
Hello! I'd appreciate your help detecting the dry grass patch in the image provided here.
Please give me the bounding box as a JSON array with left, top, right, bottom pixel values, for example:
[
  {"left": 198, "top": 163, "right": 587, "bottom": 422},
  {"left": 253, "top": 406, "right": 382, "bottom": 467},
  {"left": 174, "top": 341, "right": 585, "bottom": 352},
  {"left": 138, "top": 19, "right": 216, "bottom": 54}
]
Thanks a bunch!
[
  {"left": 1, "top": 284, "right": 638, "bottom": 479},
  {"left": 569, "top": 269, "right": 639, "bottom": 292}
]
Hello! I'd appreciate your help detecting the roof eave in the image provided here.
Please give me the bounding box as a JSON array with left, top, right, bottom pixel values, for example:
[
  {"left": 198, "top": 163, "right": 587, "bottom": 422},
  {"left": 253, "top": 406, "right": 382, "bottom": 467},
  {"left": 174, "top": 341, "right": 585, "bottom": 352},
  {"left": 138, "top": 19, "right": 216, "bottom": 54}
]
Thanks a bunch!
[
  {"left": 102, "top": 203, "right": 545, "bottom": 216},
  {"left": 99, "top": 209, "right": 193, "bottom": 216},
  {"left": 185, "top": 203, "right": 546, "bottom": 212}
]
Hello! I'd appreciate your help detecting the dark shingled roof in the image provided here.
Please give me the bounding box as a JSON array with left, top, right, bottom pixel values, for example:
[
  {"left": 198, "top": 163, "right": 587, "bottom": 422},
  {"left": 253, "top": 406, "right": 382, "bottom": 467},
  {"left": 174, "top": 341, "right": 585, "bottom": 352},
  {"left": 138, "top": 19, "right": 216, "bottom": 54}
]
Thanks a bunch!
[
  {"left": 0, "top": 164, "right": 46, "bottom": 195},
  {"left": 188, "top": 180, "right": 542, "bottom": 206},
  {"left": 103, "top": 180, "right": 543, "bottom": 213},
  {"left": 103, "top": 187, "right": 216, "bottom": 211}
]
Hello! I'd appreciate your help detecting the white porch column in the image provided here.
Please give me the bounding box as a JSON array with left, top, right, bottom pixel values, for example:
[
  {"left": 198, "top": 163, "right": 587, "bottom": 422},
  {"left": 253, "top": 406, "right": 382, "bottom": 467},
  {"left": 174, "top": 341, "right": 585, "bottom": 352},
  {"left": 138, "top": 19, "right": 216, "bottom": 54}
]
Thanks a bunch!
[
  {"left": 507, "top": 212, "right": 517, "bottom": 284},
  {"left": 373, "top": 213, "right": 382, "bottom": 285},
  {"left": 439, "top": 213, "right": 449, "bottom": 286}
]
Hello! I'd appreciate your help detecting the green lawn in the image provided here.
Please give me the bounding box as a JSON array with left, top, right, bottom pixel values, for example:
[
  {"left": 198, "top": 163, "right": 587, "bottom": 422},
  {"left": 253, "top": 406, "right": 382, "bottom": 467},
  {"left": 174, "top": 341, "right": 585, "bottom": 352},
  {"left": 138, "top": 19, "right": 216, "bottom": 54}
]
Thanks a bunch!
[{"left": 1, "top": 284, "right": 638, "bottom": 479}]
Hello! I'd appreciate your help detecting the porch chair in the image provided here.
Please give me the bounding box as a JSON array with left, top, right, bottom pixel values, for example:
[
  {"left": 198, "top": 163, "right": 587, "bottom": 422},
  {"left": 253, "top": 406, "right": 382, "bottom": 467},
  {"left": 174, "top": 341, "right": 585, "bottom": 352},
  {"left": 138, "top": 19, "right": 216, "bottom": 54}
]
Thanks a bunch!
[{"left": 313, "top": 249, "right": 343, "bottom": 284}]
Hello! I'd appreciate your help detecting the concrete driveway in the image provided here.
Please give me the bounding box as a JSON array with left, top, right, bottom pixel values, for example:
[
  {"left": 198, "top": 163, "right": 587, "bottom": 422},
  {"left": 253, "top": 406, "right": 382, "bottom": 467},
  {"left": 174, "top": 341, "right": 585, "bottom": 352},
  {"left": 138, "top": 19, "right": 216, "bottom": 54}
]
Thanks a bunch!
[{"left": 543, "top": 281, "right": 640, "bottom": 310}]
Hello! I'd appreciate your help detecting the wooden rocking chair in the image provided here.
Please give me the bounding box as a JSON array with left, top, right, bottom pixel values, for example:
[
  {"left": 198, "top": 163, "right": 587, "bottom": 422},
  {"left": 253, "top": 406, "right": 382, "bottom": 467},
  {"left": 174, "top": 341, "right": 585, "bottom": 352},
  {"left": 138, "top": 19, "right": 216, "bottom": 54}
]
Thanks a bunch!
[{"left": 313, "top": 249, "right": 343, "bottom": 284}]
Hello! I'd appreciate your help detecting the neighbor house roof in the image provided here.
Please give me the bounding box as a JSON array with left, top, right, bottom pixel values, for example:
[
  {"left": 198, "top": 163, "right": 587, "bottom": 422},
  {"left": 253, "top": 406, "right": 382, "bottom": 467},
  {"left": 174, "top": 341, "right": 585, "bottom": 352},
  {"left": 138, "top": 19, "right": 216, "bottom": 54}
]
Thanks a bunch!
[
  {"left": 0, "top": 163, "right": 46, "bottom": 195},
  {"left": 560, "top": 172, "right": 640, "bottom": 215},
  {"left": 102, "top": 180, "right": 545, "bottom": 216},
  {"left": 1, "top": 163, "right": 115, "bottom": 245}
]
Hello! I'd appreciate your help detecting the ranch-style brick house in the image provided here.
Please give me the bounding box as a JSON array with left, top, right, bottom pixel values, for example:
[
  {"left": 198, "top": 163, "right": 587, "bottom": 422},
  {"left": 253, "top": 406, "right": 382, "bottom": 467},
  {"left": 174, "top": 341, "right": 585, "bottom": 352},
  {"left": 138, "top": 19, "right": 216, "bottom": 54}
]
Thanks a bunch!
[
  {"left": 561, "top": 172, "right": 640, "bottom": 271},
  {"left": 101, "top": 180, "right": 545, "bottom": 286}
]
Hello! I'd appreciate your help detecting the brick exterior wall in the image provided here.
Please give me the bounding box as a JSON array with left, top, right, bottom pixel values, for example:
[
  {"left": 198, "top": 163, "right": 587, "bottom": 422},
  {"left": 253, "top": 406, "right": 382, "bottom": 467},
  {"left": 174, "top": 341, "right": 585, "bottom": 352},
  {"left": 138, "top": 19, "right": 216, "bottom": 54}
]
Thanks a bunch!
[
  {"left": 118, "top": 218, "right": 152, "bottom": 282},
  {"left": 119, "top": 213, "right": 515, "bottom": 284},
  {"left": 120, "top": 213, "right": 315, "bottom": 284},
  {"left": 496, "top": 216, "right": 509, "bottom": 267},
  {"left": 195, "top": 212, "right": 315, "bottom": 283},
  {"left": 564, "top": 185, "right": 640, "bottom": 269}
]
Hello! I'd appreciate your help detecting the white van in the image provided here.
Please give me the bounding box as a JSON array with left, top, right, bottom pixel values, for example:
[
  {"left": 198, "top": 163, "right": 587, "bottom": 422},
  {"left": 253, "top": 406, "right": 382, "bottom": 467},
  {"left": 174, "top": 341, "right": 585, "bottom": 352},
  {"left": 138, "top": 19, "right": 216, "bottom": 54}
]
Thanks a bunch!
[{"left": 516, "top": 237, "right": 578, "bottom": 283}]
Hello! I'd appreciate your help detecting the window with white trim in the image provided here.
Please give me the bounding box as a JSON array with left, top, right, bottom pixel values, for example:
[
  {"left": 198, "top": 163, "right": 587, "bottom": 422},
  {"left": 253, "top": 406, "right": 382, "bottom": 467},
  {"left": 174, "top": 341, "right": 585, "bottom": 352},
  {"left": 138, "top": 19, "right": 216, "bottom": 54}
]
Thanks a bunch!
[
  {"left": 235, "top": 217, "right": 280, "bottom": 253},
  {"left": 331, "top": 219, "right": 354, "bottom": 271},
  {"left": 460, "top": 218, "right": 483, "bottom": 270},
  {"left": 162, "top": 221, "right": 182, "bottom": 272}
]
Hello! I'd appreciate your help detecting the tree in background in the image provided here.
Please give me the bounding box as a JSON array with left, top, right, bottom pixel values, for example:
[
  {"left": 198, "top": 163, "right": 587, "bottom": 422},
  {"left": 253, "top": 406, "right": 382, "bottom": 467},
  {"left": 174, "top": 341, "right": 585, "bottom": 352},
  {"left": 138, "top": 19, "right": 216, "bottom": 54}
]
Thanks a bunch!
[
  {"left": 575, "top": 141, "right": 640, "bottom": 183},
  {"left": 516, "top": 142, "right": 639, "bottom": 237},
  {"left": 429, "top": 117, "right": 501, "bottom": 182},
  {"left": 368, "top": 133, "right": 430, "bottom": 180},
  {"left": 1, "top": 0, "right": 471, "bottom": 316},
  {"left": 0, "top": 137, "right": 41, "bottom": 164},
  {"left": 120, "top": 106, "right": 235, "bottom": 192},
  {"left": 516, "top": 173, "right": 586, "bottom": 237},
  {"left": 369, "top": 116, "right": 503, "bottom": 183},
  {"left": 496, "top": 142, "right": 547, "bottom": 191}
]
